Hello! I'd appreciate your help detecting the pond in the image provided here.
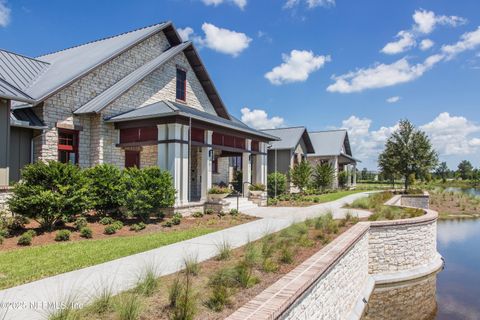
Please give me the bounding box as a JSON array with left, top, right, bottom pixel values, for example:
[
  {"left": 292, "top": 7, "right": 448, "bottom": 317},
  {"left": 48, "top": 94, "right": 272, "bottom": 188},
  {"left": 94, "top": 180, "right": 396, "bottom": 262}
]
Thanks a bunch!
[
  {"left": 362, "top": 218, "right": 480, "bottom": 320},
  {"left": 443, "top": 187, "right": 480, "bottom": 197}
]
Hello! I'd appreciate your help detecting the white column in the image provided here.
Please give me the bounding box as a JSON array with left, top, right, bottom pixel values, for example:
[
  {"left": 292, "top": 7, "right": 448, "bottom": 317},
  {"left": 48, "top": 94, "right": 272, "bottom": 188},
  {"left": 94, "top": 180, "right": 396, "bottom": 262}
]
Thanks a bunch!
[
  {"left": 332, "top": 156, "right": 339, "bottom": 189},
  {"left": 201, "top": 130, "right": 213, "bottom": 201},
  {"left": 242, "top": 139, "right": 252, "bottom": 196},
  {"left": 254, "top": 142, "right": 267, "bottom": 186},
  {"left": 346, "top": 164, "right": 351, "bottom": 187},
  {"left": 353, "top": 163, "right": 357, "bottom": 186},
  {"left": 157, "top": 123, "right": 189, "bottom": 206}
]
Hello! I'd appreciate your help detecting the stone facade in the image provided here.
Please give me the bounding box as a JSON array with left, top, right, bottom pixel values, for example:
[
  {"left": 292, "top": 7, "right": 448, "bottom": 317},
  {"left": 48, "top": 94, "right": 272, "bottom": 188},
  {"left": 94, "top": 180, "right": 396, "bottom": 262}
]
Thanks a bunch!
[
  {"left": 400, "top": 195, "right": 430, "bottom": 209},
  {"left": 0, "top": 189, "right": 12, "bottom": 212}
]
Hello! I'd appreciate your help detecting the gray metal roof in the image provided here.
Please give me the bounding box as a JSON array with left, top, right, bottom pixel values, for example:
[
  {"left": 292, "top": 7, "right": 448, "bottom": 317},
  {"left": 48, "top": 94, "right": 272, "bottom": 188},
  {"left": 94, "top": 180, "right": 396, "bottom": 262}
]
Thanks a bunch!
[
  {"left": 106, "top": 100, "right": 278, "bottom": 141},
  {"left": 0, "top": 78, "right": 34, "bottom": 103},
  {"left": 308, "top": 130, "right": 352, "bottom": 157},
  {"left": 74, "top": 42, "right": 191, "bottom": 114},
  {"left": 10, "top": 107, "right": 46, "bottom": 129},
  {"left": 261, "top": 127, "right": 314, "bottom": 152},
  {"left": 0, "top": 50, "right": 49, "bottom": 92}
]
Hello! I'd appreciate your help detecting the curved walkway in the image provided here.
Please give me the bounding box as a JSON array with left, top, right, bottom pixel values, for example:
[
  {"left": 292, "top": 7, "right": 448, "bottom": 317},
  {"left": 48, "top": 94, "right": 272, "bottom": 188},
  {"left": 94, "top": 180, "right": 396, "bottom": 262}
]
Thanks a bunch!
[{"left": 0, "top": 191, "right": 373, "bottom": 320}]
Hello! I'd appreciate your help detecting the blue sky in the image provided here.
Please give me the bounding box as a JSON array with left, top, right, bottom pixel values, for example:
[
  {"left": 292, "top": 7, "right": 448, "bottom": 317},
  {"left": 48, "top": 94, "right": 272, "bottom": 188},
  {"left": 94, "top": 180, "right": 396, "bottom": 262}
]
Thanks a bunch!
[{"left": 1, "top": 0, "right": 479, "bottom": 170}]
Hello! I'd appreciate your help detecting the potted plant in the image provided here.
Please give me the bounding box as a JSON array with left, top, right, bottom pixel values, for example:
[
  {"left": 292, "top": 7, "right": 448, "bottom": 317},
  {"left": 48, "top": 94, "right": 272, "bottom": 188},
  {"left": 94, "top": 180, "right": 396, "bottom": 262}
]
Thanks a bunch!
[
  {"left": 249, "top": 183, "right": 266, "bottom": 196},
  {"left": 208, "top": 186, "right": 232, "bottom": 202}
]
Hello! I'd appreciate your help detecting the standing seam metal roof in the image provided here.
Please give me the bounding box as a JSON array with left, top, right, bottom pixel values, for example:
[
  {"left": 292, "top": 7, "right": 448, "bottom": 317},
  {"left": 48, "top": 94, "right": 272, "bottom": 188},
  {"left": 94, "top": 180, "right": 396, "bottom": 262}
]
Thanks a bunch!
[
  {"left": 308, "top": 130, "right": 350, "bottom": 157},
  {"left": 261, "top": 126, "right": 314, "bottom": 152}
]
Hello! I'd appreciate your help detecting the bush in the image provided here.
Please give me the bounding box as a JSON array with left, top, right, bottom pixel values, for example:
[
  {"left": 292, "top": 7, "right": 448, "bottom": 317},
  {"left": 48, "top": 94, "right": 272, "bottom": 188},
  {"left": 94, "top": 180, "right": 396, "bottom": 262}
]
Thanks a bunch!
[
  {"left": 104, "top": 225, "right": 117, "bottom": 235},
  {"left": 84, "top": 164, "right": 126, "bottom": 214},
  {"left": 191, "top": 211, "right": 203, "bottom": 218},
  {"left": 205, "top": 209, "right": 214, "bottom": 215},
  {"left": 8, "top": 161, "right": 90, "bottom": 230},
  {"left": 313, "top": 163, "right": 335, "bottom": 191},
  {"left": 99, "top": 217, "right": 114, "bottom": 225},
  {"left": 262, "top": 258, "right": 279, "bottom": 273},
  {"left": 123, "top": 167, "right": 175, "bottom": 222},
  {"left": 55, "top": 230, "right": 71, "bottom": 242},
  {"left": 206, "top": 268, "right": 237, "bottom": 312},
  {"left": 249, "top": 183, "right": 265, "bottom": 191},
  {"left": 267, "top": 172, "right": 287, "bottom": 197},
  {"left": 74, "top": 217, "right": 88, "bottom": 230},
  {"left": 279, "top": 244, "right": 294, "bottom": 264},
  {"left": 338, "top": 171, "right": 348, "bottom": 188},
  {"left": 129, "top": 222, "right": 146, "bottom": 232},
  {"left": 80, "top": 226, "right": 93, "bottom": 238},
  {"left": 111, "top": 220, "right": 124, "bottom": 231},
  {"left": 216, "top": 240, "right": 232, "bottom": 261},
  {"left": 289, "top": 160, "right": 312, "bottom": 193},
  {"left": 171, "top": 213, "right": 182, "bottom": 225},
  {"left": 229, "top": 209, "right": 239, "bottom": 216},
  {"left": 0, "top": 213, "right": 28, "bottom": 231},
  {"left": 162, "top": 220, "right": 173, "bottom": 228},
  {"left": 208, "top": 186, "right": 231, "bottom": 195},
  {"left": 17, "top": 232, "right": 33, "bottom": 246}
]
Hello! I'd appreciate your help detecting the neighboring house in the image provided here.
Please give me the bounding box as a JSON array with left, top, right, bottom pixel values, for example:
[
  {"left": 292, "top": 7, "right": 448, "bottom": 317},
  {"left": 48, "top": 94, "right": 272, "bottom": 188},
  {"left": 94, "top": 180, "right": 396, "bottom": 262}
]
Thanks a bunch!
[
  {"left": 0, "top": 21, "right": 277, "bottom": 207},
  {"left": 307, "top": 129, "right": 359, "bottom": 188},
  {"left": 261, "top": 127, "right": 315, "bottom": 189}
]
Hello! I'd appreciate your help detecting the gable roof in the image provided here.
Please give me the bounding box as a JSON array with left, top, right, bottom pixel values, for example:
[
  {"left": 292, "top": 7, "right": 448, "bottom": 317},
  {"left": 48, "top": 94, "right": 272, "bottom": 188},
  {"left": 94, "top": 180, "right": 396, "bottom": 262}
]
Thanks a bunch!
[
  {"left": 261, "top": 126, "right": 315, "bottom": 153},
  {"left": 0, "top": 78, "right": 34, "bottom": 103},
  {"left": 106, "top": 100, "right": 278, "bottom": 141},
  {"left": 308, "top": 129, "right": 353, "bottom": 157}
]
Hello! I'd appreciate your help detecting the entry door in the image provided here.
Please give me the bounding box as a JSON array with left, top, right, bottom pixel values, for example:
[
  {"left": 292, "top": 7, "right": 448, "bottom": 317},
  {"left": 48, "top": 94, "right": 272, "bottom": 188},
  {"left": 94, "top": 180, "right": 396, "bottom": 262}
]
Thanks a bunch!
[{"left": 125, "top": 150, "right": 140, "bottom": 168}]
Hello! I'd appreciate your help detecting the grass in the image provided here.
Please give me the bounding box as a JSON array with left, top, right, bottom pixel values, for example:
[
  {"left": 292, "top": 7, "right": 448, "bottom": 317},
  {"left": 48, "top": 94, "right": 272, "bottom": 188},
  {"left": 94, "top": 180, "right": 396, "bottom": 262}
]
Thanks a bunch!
[
  {"left": 271, "top": 189, "right": 371, "bottom": 206},
  {"left": 0, "top": 227, "right": 218, "bottom": 289},
  {"left": 298, "top": 190, "right": 369, "bottom": 204}
]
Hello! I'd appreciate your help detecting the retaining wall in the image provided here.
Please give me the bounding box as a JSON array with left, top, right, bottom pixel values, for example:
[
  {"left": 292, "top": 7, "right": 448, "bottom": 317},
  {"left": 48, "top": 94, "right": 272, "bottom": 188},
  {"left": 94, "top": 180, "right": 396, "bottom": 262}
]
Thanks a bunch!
[{"left": 228, "top": 195, "right": 441, "bottom": 320}]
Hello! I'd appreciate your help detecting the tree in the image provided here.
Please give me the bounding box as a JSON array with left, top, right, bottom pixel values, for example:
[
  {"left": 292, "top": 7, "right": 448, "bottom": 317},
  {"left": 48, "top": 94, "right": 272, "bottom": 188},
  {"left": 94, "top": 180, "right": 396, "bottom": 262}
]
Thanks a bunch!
[
  {"left": 457, "top": 160, "right": 473, "bottom": 180},
  {"left": 338, "top": 171, "right": 348, "bottom": 188},
  {"left": 289, "top": 160, "right": 312, "bottom": 193},
  {"left": 435, "top": 162, "right": 449, "bottom": 183},
  {"left": 361, "top": 168, "right": 368, "bottom": 180},
  {"left": 84, "top": 164, "right": 126, "bottom": 214},
  {"left": 313, "top": 163, "right": 335, "bottom": 191},
  {"left": 267, "top": 172, "right": 287, "bottom": 197},
  {"left": 378, "top": 119, "right": 438, "bottom": 191}
]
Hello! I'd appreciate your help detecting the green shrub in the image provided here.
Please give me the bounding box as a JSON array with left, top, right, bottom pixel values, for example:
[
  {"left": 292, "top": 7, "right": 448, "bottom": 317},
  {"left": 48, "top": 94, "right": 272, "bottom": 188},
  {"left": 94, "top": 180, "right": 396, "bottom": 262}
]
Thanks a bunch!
[
  {"left": 7, "top": 161, "right": 90, "bottom": 230},
  {"left": 111, "top": 220, "right": 124, "bottom": 231},
  {"left": 267, "top": 172, "right": 287, "bottom": 197},
  {"left": 135, "top": 266, "right": 158, "bottom": 297},
  {"left": 55, "top": 230, "right": 71, "bottom": 242},
  {"left": 206, "top": 269, "right": 236, "bottom": 312},
  {"left": 80, "top": 226, "right": 93, "bottom": 238},
  {"left": 115, "top": 293, "right": 142, "bottom": 320},
  {"left": 208, "top": 186, "right": 231, "bottom": 194},
  {"left": 249, "top": 183, "right": 265, "bottom": 191},
  {"left": 338, "top": 171, "right": 348, "bottom": 188},
  {"left": 123, "top": 167, "right": 175, "bottom": 222},
  {"left": 229, "top": 209, "right": 239, "bottom": 216},
  {"left": 99, "top": 217, "right": 114, "bottom": 225},
  {"left": 262, "top": 258, "right": 279, "bottom": 273},
  {"left": 217, "top": 211, "right": 226, "bottom": 217},
  {"left": 205, "top": 209, "right": 214, "bottom": 215},
  {"left": 216, "top": 240, "right": 232, "bottom": 261},
  {"left": 313, "top": 162, "right": 335, "bottom": 191},
  {"left": 234, "top": 260, "right": 259, "bottom": 288},
  {"left": 289, "top": 160, "right": 312, "bottom": 193},
  {"left": 25, "top": 229, "right": 37, "bottom": 237},
  {"left": 171, "top": 272, "right": 197, "bottom": 320},
  {"left": 84, "top": 164, "right": 126, "bottom": 214},
  {"left": 191, "top": 211, "right": 203, "bottom": 218},
  {"left": 104, "top": 225, "right": 117, "bottom": 235},
  {"left": 162, "top": 220, "right": 173, "bottom": 228},
  {"left": 73, "top": 217, "right": 88, "bottom": 230},
  {"left": 0, "top": 214, "right": 28, "bottom": 231},
  {"left": 183, "top": 256, "right": 200, "bottom": 276},
  {"left": 129, "top": 222, "right": 146, "bottom": 232},
  {"left": 279, "top": 244, "right": 294, "bottom": 264},
  {"left": 171, "top": 213, "right": 182, "bottom": 225},
  {"left": 88, "top": 287, "right": 113, "bottom": 314},
  {"left": 17, "top": 232, "right": 33, "bottom": 246}
]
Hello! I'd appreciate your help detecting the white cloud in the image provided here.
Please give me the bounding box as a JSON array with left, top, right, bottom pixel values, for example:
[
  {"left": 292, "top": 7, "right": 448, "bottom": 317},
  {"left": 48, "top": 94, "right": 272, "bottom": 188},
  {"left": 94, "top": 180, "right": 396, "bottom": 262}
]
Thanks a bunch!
[
  {"left": 386, "top": 96, "right": 400, "bottom": 103},
  {"left": 240, "top": 108, "right": 285, "bottom": 129},
  {"left": 177, "top": 27, "right": 194, "bottom": 41},
  {"left": 202, "top": 0, "right": 247, "bottom": 10},
  {"left": 265, "top": 50, "right": 331, "bottom": 85},
  {"left": 327, "top": 54, "right": 443, "bottom": 93},
  {"left": 469, "top": 138, "right": 480, "bottom": 147},
  {"left": 381, "top": 31, "right": 416, "bottom": 55},
  {"left": 0, "top": 0, "right": 11, "bottom": 27},
  {"left": 195, "top": 23, "right": 252, "bottom": 57},
  {"left": 413, "top": 9, "right": 467, "bottom": 34},
  {"left": 442, "top": 27, "right": 480, "bottom": 59},
  {"left": 420, "top": 39, "right": 434, "bottom": 51},
  {"left": 284, "top": 0, "right": 334, "bottom": 9}
]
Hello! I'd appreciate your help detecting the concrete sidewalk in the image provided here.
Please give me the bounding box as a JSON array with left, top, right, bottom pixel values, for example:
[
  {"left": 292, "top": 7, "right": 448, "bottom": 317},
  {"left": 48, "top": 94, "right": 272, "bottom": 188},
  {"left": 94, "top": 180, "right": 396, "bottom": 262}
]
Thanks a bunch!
[{"left": 0, "top": 191, "right": 373, "bottom": 320}]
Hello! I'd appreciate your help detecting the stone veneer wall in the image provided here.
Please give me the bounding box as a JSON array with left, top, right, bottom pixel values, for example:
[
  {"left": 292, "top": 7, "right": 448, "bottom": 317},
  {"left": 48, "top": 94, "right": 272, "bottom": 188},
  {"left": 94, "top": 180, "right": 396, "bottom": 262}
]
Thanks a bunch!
[
  {"left": 400, "top": 195, "right": 430, "bottom": 209},
  {"left": 0, "top": 189, "right": 12, "bottom": 212}
]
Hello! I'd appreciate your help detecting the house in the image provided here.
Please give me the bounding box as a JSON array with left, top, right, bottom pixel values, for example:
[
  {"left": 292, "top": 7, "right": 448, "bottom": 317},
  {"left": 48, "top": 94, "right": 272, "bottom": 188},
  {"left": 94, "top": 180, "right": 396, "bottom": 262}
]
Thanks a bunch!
[
  {"left": 0, "top": 22, "right": 278, "bottom": 208},
  {"left": 307, "top": 129, "right": 359, "bottom": 188}
]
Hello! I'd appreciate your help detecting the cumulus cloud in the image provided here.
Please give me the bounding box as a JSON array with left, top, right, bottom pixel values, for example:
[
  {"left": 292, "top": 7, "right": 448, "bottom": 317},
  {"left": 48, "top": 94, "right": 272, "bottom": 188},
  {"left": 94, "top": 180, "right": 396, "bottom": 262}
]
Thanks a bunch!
[
  {"left": 177, "top": 27, "right": 194, "bottom": 41},
  {"left": 284, "top": 0, "right": 334, "bottom": 9},
  {"left": 420, "top": 112, "right": 480, "bottom": 155},
  {"left": 420, "top": 39, "right": 434, "bottom": 51},
  {"left": 413, "top": 9, "right": 467, "bottom": 34},
  {"left": 240, "top": 108, "right": 285, "bottom": 129},
  {"left": 0, "top": 0, "right": 11, "bottom": 27},
  {"left": 327, "top": 54, "right": 443, "bottom": 93},
  {"left": 202, "top": 0, "right": 247, "bottom": 10},
  {"left": 194, "top": 23, "right": 252, "bottom": 57},
  {"left": 381, "top": 31, "right": 416, "bottom": 55},
  {"left": 386, "top": 96, "right": 401, "bottom": 103},
  {"left": 442, "top": 27, "right": 480, "bottom": 59},
  {"left": 265, "top": 50, "right": 331, "bottom": 85}
]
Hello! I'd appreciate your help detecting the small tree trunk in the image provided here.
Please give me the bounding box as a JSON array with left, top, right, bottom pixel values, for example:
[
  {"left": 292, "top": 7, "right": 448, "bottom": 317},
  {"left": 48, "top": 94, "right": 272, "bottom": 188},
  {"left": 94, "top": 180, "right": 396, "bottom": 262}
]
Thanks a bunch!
[{"left": 404, "top": 175, "right": 408, "bottom": 192}]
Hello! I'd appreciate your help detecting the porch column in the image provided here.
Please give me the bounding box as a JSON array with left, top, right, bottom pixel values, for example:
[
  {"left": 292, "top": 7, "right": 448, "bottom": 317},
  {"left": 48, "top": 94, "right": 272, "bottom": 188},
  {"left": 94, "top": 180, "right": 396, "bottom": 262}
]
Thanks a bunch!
[
  {"left": 0, "top": 99, "right": 10, "bottom": 187},
  {"left": 242, "top": 139, "right": 252, "bottom": 196},
  {"left": 353, "top": 163, "right": 357, "bottom": 186},
  {"left": 332, "top": 156, "right": 339, "bottom": 189},
  {"left": 254, "top": 142, "right": 267, "bottom": 186},
  {"left": 200, "top": 130, "right": 213, "bottom": 201},
  {"left": 157, "top": 123, "right": 189, "bottom": 206},
  {"left": 346, "top": 165, "right": 351, "bottom": 187}
]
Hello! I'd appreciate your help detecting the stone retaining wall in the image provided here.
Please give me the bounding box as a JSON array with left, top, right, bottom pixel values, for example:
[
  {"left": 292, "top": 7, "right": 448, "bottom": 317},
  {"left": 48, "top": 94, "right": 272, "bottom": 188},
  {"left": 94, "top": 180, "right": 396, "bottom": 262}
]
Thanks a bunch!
[
  {"left": 400, "top": 195, "right": 430, "bottom": 209},
  {"left": 228, "top": 195, "right": 440, "bottom": 320}
]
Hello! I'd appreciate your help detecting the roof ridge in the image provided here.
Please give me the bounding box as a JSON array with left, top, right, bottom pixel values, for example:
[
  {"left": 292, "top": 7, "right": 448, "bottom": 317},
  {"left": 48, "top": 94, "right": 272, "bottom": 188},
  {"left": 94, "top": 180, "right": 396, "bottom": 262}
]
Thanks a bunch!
[
  {"left": 309, "top": 129, "right": 347, "bottom": 133},
  {"left": 36, "top": 21, "right": 168, "bottom": 59},
  {"left": 0, "top": 49, "right": 50, "bottom": 65},
  {"left": 262, "top": 125, "right": 306, "bottom": 131}
]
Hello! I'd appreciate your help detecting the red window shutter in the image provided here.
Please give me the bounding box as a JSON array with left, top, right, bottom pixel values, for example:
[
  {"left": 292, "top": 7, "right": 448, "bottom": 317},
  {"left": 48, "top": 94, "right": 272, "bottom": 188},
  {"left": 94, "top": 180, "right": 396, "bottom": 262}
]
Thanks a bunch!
[
  {"left": 125, "top": 150, "right": 140, "bottom": 168},
  {"left": 251, "top": 140, "right": 259, "bottom": 152},
  {"left": 191, "top": 128, "right": 205, "bottom": 143},
  {"left": 212, "top": 132, "right": 223, "bottom": 145}
]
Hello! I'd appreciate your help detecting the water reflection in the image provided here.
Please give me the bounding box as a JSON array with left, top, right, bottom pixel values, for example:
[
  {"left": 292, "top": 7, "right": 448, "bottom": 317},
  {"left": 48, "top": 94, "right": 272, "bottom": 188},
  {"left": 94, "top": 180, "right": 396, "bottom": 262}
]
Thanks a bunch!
[{"left": 364, "top": 219, "right": 480, "bottom": 320}]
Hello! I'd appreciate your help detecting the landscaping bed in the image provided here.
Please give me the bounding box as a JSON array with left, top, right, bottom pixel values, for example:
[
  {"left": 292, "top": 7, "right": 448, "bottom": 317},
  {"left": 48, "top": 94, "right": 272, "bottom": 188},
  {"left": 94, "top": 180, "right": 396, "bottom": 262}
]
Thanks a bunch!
[
  {"left": 268, "top": 189, "right": 366, "bottom": 207},
  {"left": 0, "top": 213, "right": 255, "bottom": 289},
  {"left": 346, "top": 191, "right": 424, "bottom": 221},
  {"left": 429, "top": 189, "right": 480, "bottom": 219},
  {"left": 53, "top": 213, "right": 360, "bottom": 320}
]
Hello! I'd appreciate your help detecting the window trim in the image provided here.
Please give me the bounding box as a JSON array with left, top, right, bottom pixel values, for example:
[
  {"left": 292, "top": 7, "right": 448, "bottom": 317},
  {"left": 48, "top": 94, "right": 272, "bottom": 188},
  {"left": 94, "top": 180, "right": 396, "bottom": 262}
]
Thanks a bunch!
[
  {"left": 176, "top": 67, "right": 187, "bottom": 102},
  {"left": 58, "top": 128, "right": 79, "bottom": 164}
]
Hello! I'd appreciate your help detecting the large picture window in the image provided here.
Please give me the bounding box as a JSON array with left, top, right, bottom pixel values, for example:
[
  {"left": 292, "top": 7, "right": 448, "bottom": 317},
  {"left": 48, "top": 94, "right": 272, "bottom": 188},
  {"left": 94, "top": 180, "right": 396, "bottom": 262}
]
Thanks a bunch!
[
  {"left": 176, "top": 68, "right": 187, "bottom": 101},
  {"left": 58, "top": 129, "right": 79, "bottom": 164}
]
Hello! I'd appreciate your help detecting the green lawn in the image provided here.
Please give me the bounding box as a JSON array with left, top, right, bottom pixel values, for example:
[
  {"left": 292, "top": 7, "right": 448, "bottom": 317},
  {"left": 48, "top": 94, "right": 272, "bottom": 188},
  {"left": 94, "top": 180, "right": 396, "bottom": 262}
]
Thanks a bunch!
[
  {"left": 303, "top": 189, "right": 369, "bottom": 203},
  {"left": 0, "top": 227, "right": 218, "bottom": 289}
]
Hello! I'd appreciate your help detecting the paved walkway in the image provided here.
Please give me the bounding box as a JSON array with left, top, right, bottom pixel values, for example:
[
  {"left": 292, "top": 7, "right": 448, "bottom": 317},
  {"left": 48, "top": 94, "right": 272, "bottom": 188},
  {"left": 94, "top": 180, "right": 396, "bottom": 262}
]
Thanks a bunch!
[{"left": 0, "top": 191, "right": 373, "bottom": 320}]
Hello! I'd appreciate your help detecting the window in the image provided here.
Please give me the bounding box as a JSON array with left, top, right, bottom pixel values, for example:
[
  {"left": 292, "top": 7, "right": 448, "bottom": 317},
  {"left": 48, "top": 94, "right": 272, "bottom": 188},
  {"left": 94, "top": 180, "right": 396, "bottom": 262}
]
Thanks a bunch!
[
  {"left": 176, "top": 68, "right": 187, "bottom": 101},
  {"left": 58, "top": 129, "right": 79, "bottom": 164}
]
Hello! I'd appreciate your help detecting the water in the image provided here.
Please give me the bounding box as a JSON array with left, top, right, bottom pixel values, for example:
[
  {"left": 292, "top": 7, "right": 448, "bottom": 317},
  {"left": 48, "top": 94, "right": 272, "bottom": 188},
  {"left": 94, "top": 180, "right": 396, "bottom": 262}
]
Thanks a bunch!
[
  {"left": 363, "top": 190, "right": 480, "bottom": 320},
  {"left": 443, "top": 187, "right": 480, "bottom": 197}
]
